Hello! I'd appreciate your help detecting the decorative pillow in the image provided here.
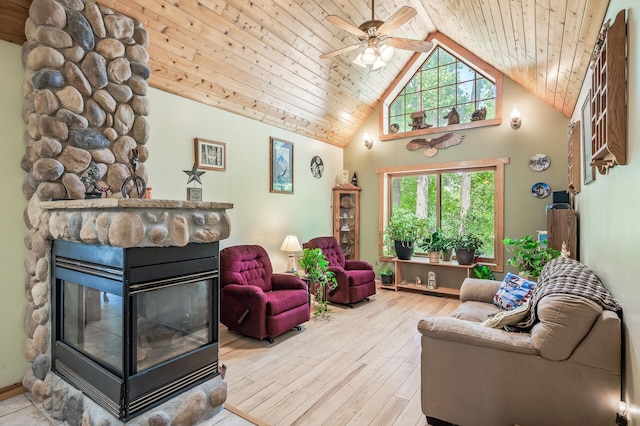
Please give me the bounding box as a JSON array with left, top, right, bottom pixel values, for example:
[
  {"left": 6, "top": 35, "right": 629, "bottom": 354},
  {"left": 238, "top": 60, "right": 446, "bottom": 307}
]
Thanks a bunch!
[
  {"left": 493, "top": 273, "right": 536, "bottom": 310},
  {"left": 482, "top": 298, "right": 531, "bottom": 328}
]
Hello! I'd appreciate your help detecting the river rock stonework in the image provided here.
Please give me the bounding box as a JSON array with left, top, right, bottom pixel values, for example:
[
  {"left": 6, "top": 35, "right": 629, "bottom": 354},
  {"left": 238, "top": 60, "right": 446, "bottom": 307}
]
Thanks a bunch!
[
  {"left": 23, "top": 0, "right": 150, "bottom": 203},
  {"left": 20, "top": 1, "right": 230, "bottom": 424}
]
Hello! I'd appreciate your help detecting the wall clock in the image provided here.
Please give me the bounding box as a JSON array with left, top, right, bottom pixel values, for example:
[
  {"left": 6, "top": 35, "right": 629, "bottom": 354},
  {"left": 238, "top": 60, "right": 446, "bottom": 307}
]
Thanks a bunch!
[{"left": 310, "top": 156, "right": 324, "bottom": 179}]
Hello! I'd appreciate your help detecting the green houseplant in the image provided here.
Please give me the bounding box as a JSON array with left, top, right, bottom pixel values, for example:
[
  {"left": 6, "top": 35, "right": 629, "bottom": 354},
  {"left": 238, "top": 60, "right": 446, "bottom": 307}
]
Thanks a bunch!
[
  {"left": 452, "top": 232, "right": 484, "bottom": 265},
  {"left": 377, "top": 264, "right": 395, "bottom": 286},
  {"left": 503, "top": 235, "right": 560, "bottom": 280},
  {"left": 383, "top": 210, "right": 428, "bottom": 260},
  {"left": 298, "top": 248, "right": 338, "bottom": 318},
  {"left": 418, "top": 231, "right": 444, "bottom": 263},
  {"left": 440, "top": 234, "right": 455, "bottom": 261},
  {"left": 473, "top": 264, "right": 495, "bottom": 280}
]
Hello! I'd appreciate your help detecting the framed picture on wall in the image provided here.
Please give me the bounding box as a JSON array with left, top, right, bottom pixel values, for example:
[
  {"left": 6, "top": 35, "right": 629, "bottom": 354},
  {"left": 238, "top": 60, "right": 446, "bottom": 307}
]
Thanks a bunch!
[
  {"left": 581, "top": 92, "right": 595, "bottom": 185},
  {"left": 270, "top": 137, "right": 294, "bottom": 194},
  {"left": 195, "top": 138, "right": 226, "bottom": 171}
]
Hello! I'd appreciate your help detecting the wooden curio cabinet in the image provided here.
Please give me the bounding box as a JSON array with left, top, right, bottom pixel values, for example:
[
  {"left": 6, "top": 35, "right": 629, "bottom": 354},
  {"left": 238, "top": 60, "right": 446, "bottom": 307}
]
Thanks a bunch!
[
  {"left": 332, "top": 184, "right": 361, "bottom": 260},
  {"left": 590, "top": 9, "right": 627, "bottom": 174}
]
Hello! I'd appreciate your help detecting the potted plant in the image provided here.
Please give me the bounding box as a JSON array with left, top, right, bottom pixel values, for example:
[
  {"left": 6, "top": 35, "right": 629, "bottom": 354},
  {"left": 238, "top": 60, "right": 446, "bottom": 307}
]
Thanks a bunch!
[
  {"left": 383, "top": 210, "right": 428, "bottom": 260},
  {"left": 298, "top": 248, "right": 338, "bottom": 318},
  {"left": 440, "top": 234, "right": 454, "bottom": 261},
  {"left": 377, "top": 264, "right": 395, "bottom": 286},
  {"left": 503, "top": 235, "right": 560, "bottom": 280},
  {"left": 418, "top": 231, "right": 444, "bottom": 263},
  {"left": 452, "top": 232, "right": 484, "bottom": 265},
  {"left": 473, "top": 264, "right": 495, "bottom": 280}
]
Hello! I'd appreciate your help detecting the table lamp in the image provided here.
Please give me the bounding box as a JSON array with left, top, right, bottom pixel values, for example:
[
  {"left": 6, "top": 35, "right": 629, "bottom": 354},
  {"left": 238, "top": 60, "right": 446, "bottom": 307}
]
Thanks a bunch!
[{"left": 280, "top": 235, "right": 302, "bottom": 273}]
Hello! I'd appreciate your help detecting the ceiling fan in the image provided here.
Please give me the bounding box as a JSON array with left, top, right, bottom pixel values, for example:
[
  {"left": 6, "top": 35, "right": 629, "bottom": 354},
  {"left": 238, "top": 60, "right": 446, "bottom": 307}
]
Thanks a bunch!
[{"left": 320, "top": 1, "right": 434, "bottom": 70}]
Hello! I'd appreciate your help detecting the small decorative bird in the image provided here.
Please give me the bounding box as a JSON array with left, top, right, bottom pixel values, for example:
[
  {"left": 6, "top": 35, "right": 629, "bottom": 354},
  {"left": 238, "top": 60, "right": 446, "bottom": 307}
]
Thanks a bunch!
[
  {"left": 405, "top": 132, "right": 465, "bottom": 157},
  {"left": 184, "top": 163, "right": 205, "bottom": 185}
]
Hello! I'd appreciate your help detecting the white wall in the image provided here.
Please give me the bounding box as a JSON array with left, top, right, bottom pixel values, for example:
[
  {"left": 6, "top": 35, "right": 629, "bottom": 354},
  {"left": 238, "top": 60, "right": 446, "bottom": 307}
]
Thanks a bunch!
[
  {"left": 145, "top": 88, "right": 343, "bottom": 270},
  {"left": 0, "top": 39, "right": 29, "bottom": 387},
  {"left": 571, "top": 1, "right": 640, "bottom": 421}
]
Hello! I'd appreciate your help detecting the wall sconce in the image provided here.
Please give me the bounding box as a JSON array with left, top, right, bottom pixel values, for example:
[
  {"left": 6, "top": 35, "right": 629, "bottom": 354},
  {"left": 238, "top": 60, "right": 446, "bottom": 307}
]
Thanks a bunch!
[
  {"left": 510, "top": 104, "right": 522, "bottom": 129},
  {"left": 280, "top": 235, "right": 302, "bottom": 273},
  {"left": 363, "top": 132, "right": 373, "bottom": 149},
  {"left": 616, "top": 401, "right": 628, "bottom": 426}
]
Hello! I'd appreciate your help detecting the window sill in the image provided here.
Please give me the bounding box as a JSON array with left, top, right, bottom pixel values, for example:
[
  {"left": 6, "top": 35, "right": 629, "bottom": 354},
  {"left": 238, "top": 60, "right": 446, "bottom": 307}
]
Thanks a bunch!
[{"left": 380, "top": 118, "right": 502, "bottom": 141}]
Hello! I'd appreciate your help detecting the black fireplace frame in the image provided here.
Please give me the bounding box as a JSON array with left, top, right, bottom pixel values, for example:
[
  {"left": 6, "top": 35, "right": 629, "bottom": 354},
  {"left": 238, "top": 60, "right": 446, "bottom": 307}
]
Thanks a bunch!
[{"left": 51, "top": 240, "right": 220, "bottom": 420}]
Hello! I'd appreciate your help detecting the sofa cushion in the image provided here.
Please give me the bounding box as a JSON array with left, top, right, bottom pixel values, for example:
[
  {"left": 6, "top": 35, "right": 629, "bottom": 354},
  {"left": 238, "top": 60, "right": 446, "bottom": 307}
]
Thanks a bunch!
[
  {"left": 531, "top": 294, "right": 602, "bottom": 361},
  {"left": 494, "top": 273, "right": 536, "bottom": 310},
  {"left": 481, "top": 298, "right": 531, "bottom": 328},
  {"left": 452, "top": 301, "right": 501, "bottom": 323}
]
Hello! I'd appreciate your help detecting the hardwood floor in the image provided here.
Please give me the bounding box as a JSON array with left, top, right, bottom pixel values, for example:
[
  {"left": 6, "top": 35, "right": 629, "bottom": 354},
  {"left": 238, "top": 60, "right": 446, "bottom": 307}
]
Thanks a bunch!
[{"left": 219, "top": 287, "right": 461, "bottom": 426}]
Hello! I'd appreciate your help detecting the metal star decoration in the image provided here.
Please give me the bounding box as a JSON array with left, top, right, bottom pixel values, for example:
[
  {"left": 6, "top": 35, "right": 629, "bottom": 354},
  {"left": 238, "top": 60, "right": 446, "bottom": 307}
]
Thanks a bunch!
[{"left": 183, "top": 163, "right": 205, "bottom": 185}]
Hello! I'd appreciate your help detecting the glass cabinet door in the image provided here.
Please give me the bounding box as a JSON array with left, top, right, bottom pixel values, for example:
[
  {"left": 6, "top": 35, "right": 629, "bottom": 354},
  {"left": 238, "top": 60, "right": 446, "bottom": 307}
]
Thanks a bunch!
[{"left": 333, "top": 185, "right": 361, "bottom": 260}]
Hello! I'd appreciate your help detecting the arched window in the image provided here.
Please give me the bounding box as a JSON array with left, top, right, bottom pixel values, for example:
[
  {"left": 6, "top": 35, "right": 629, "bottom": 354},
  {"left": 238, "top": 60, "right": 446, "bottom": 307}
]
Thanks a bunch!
[{"left": 380, "top": 33, "right": 503, "bottom": 140}]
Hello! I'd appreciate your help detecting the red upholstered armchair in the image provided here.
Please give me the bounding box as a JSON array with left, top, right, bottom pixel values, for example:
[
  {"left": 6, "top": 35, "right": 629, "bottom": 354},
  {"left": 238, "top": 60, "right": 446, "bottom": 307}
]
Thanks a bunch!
[
  {"left": 303, "top": 236, "right": 376, "bottom": 306},
  {"left": 220, "top": 245, "right": 310, "bottom": 343}
]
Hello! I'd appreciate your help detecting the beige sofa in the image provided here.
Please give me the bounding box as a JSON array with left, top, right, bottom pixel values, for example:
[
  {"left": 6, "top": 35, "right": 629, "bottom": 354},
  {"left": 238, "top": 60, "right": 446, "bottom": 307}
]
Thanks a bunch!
[{"left": 418, "top": 274, "right": 621, "bottom": 426}]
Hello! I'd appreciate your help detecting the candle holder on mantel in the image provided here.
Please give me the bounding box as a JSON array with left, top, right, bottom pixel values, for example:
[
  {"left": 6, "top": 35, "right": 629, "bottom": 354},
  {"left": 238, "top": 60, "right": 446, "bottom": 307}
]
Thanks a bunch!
[{"left": 183, "top": 163, "right": 205, "bottom": 201}]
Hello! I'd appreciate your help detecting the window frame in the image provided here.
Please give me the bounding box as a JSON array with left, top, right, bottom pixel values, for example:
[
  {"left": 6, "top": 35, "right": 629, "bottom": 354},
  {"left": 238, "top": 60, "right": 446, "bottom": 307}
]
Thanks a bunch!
[
  {"left": 377, "top": 157, "right": 509, "bottom": 271},
  {"left": 379, "top": 32, "right": 504, "bottom": 141}
]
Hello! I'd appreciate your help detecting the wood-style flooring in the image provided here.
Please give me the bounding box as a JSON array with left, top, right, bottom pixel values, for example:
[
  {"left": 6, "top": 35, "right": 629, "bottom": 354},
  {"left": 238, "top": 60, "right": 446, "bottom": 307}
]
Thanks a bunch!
[{"left": 220, "top": 287, "right": 461, "bottom": 426}]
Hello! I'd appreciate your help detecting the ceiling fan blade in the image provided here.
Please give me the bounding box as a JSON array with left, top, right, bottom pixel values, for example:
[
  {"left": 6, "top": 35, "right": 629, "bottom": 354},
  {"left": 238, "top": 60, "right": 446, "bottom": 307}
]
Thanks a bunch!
[
  {"left": 386, "top": 37, "right": 434, "bottom": 53},
  {"left": 326, "top": 15, "right": 366, "bottom": 37},
  {"left": 377, "top": 6, "right": 417, "bottom": 35},
  {"left": 320, "top": 44, "right": 361, "bottom": 59}
]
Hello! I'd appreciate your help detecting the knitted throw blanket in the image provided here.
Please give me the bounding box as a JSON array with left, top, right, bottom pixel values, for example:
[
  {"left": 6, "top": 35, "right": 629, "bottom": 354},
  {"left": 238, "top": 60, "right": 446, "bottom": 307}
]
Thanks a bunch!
[{"left": 508, "top": 256, "right": 622, "bottom": 331}]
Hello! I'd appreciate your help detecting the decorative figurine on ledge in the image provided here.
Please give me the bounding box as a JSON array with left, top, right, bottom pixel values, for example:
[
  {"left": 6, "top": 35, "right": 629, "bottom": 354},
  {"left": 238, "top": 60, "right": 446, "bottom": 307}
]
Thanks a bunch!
[
  {"left": 81, "top": 162, "right": 111, "bottom": 198},
  {"left": 471, "top": 107, "right": 487, "bottom": 121},
  {"left": 184, "top": 163, "right": 205, "bottom": 201},
  {"left": 120, "top": 148, "right": 146, "bottom": 198},
  {"left": 443, "top": 107, "right": 460, "bottom": 125}
]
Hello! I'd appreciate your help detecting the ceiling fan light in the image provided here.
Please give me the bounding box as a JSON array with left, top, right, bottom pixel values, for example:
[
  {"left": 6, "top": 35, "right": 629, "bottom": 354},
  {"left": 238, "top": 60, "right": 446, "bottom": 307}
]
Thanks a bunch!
[
  {"left": 371, "top": 56, "right": 386, "bottom": 71},
  {"left": 361, "top": 47, "right": 378, "bottom": 65},
  {"left": 380, "top": 44, "right": 395, "bottom": 62},
  {"left": 352, "top": 53, "right": 367, "bottom": 68}
]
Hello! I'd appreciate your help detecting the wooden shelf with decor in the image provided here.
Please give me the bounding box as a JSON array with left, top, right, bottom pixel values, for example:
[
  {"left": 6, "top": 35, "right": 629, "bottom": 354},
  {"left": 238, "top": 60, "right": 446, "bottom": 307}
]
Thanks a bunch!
[
  {"left": 590, "top": 9, "right": 627, "bottom": 175},
  {"left": 567, "top": 120, "right": 581, "bottom": 194},
  {"left": 378, "top": 257, "right": 478, "bottom": 298},
  {"left": 332, "top": 184, "right": 361, "bottom": 260}
]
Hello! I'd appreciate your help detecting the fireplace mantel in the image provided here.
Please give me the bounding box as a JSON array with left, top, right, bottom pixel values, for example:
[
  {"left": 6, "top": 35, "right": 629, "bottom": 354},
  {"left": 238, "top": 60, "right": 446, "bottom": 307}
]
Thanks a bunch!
[{"left": 36, "top": 198, "right": 233, "bottom": 248}]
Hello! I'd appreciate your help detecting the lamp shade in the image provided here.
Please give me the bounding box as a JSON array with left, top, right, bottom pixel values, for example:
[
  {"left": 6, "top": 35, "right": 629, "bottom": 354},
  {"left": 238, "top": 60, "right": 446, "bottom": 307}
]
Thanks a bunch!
[
  {"left": 379, "top": 44, "right": 395, "bottom": 62},
  {"left": 280, "top": 235, "right": 302, "bottom": 252},
  {"left": 361, "top": 47, "right": 377, "bottom": 65}
]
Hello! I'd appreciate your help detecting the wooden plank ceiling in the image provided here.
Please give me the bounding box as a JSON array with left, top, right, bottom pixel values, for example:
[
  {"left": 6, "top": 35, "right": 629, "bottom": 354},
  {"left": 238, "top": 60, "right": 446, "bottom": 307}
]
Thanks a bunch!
[{"left": 1, "top": 0, "right": 610, "bottom": 147}]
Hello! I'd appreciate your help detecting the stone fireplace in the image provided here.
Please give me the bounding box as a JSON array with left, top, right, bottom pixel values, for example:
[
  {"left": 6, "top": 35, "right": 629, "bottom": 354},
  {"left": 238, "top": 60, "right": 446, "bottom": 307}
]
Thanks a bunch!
[{"left": 19, "top": 0, "right": 233, "bottom": 424}]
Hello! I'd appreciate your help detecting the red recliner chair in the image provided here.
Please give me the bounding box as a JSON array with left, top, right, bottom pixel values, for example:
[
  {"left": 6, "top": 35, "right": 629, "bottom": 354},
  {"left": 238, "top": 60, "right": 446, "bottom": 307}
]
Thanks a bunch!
[
  {"left": 303, "top": 236, "right": 376, "bottom": 306},
  {"left": 220, "top": 245, "right": 310, "bottom": 343}
]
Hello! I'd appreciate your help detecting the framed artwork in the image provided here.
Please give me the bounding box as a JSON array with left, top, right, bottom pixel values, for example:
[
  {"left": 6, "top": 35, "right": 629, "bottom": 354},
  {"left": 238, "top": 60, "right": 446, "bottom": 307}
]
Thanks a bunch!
[
  {"left": 187, "top": 187, "right": 202, "bottom": 201},
  {"left": 270, "top": 137, "right": 294, "bottom": 193},
  {"left": 581, "top": 92, "right": 595, "bottom": 184},
  {"left": 195, "top": 138, "right": 226, "bottom": 171}
]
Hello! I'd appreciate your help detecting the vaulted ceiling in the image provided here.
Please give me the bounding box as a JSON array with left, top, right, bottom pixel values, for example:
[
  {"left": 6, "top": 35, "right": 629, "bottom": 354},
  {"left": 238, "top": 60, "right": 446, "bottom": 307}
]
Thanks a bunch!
[{"left": 2, "top": 0, "right": 610, "bottom": 147}]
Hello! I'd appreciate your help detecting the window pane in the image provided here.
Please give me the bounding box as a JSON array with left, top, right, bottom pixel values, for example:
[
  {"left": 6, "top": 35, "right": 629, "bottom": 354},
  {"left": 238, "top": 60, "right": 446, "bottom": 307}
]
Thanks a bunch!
[
  {"left": 390, "top": 98, "right": 405, "bottom": 116},
  {"left": 438, "top": 86, "right": 456, "bottom": 107},
  {"left": 424, "top": 109, "right": 438, "bottom": 127},
  {"left": 457, "top": 81, "right": 474, "bottom": 104},
  {"left": 405, "top": 78, "right": 420, "bottom": 94},
  {"left": 457, "top": 102, "right": 476, "bottom": 122},
  {"left": 405, "top": 93, "right": 420, "bottom": 113},
  {"left": 421, "top": 68, "right": 438, "bottom": 89},
  {"left": 438, "top": 49, "right": 455, "bottom": 65},
  {"left": 439, "top": 63, "right": 456, "bottom": 85},
  {"left": 423, "top": 53, "right": 438, "bottom": 70},
  {"left": 422, "top": 88, "right": 438, "bottom": 111},
  {"left": 457, "top": 62, "right": 475, "bottom": 82},
  {"left": 477, "top": 78, "right": 496, "bottom": 100}
]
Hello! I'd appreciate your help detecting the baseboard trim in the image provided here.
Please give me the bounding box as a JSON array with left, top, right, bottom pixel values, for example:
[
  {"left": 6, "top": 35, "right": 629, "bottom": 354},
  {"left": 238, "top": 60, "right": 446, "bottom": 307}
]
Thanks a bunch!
[
  {"left": 225, "top": 403, "right": 269, "bottom": 426},
  {"left": 0, "top": 383, "right": 26, "bottom": 402}
]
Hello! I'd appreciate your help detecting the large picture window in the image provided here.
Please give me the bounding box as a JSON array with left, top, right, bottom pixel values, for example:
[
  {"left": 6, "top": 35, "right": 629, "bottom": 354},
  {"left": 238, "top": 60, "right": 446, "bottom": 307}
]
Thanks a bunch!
[
  {"left": 378, "top": 158, "right": 508, "bottom": 268},
  {"left": 389, "top": 46, "right": 497, "bottom": 133}
]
